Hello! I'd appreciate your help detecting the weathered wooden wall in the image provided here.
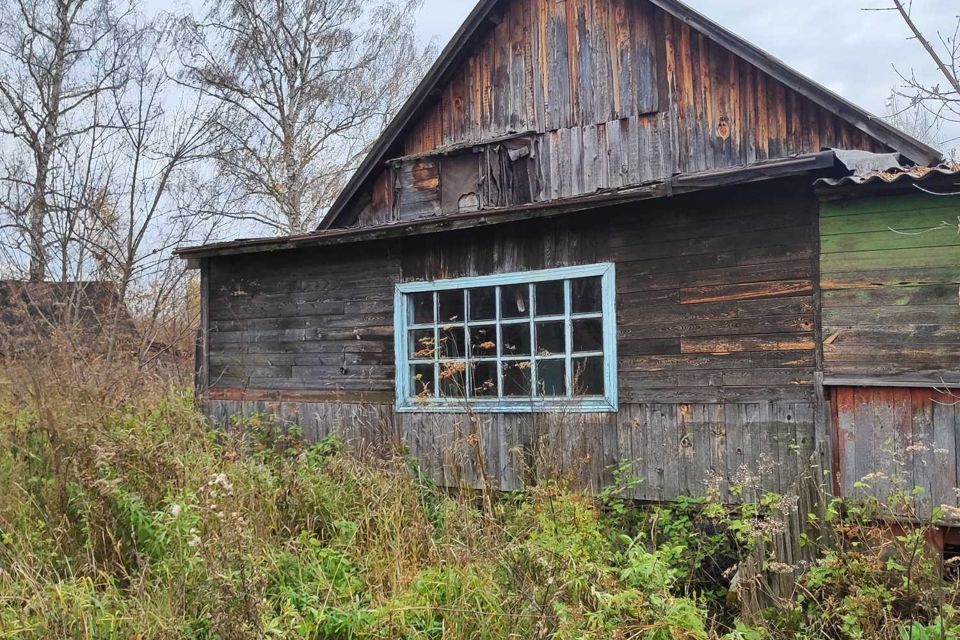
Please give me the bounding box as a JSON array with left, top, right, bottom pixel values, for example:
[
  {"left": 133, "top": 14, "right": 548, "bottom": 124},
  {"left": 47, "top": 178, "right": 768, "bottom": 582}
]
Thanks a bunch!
[
  {"left": 207, "top": 243, "right": 400, "bottom": 400},
  {"left": 833, "top": 386, "right": 960, "bottom": 521},
  {"left": 206, "top": 397, "right": 815, "bottom": 502},
  {"left": 339, "top": 0, "right": 886, "bottom": 228},
  {"left": 820, "top": 192, "right": 960, "bottom": 385},
  {"left": 205, "top": 179, "right": 818, "bottom": 500}
]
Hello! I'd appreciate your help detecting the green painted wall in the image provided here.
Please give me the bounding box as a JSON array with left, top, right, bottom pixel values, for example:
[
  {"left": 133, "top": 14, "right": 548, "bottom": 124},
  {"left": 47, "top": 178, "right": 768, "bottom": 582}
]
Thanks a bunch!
[{"left": 820, "top": 192, "right": 960, "bottom": 384}]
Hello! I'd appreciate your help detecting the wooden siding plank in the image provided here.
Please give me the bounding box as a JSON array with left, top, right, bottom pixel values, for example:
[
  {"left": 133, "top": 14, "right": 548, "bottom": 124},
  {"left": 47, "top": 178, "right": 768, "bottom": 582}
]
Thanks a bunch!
[
  {"left": 832, "top": 387, "right": 959, "bottom": 521},
  {"left": 834, "top": 387, "right": 856, "bottom": 497},
  {"left": 933, "top": 395, "right": 959, "bottom": 509},
  {"left": 910, "top": 388, "right": 936, "bottom": 515},
  {"left": 821, "top": 193, "right": 960, "bottom": 383}
]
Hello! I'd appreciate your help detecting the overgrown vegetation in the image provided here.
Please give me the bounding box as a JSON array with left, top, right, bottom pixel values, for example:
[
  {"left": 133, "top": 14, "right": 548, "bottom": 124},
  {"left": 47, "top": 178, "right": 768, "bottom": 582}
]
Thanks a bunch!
[{"left": 0, "top": 365, "right": 957, "bottom": 639}]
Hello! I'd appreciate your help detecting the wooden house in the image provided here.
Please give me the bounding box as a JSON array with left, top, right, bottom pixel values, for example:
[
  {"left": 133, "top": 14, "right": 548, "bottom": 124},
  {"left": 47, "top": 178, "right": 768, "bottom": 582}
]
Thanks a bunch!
[
  {"left": 176, "top": 0, "right": 960, "bottom": 524},
  {"left": 0, "top": 280, "right": 138, "bottom": 358}
]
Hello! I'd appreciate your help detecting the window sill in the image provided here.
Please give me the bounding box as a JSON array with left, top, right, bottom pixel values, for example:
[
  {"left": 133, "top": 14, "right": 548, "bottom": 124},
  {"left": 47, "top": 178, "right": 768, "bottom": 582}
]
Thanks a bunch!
[{"left": 395, "top": 399, "right": 618, "bottom": 414}]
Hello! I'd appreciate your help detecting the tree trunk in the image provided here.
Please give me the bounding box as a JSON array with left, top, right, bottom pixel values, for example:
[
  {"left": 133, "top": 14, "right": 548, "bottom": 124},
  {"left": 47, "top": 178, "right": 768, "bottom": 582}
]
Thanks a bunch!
[{"left": 28, "top": 169, "right": 49, "bottom": 282}]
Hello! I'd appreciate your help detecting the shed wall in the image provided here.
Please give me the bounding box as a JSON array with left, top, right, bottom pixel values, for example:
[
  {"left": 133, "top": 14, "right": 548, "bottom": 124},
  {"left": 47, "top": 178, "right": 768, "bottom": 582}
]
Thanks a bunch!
[
  {"left": 820, "top": 192, "right": 960, "bottom": 385},
  {"left": 205, "top": 180, "right": 819, "bottom": 499}
]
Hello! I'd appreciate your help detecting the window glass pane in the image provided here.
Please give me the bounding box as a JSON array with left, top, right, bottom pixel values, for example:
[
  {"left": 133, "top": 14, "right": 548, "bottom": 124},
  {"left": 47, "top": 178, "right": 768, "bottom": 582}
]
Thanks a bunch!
[
  {"left": 501, "top": 323, "right": 531, "bottom": 356},
  {"left": 572, "top": 357, "right": 604, "bottom": 396},
  {"left": 410, "top": 292, "right": 434, "bottom": 324},
  {"left": 535, "top": 280, "right": 564, "bottom": 316},
  {"left": 572, "top": 318, "right": 604, "bottom": 353},
  {"left": 571, "top": 277, "right": 602, "bottom": 313},
  {"left": 400, "top": 265, "right": 613, "bottom": 408},
  {"left": 438, "top": 326, "right": 465, "bottom": 358},
  {"left": 468, "top": 287, "right": 496, "bottom": 321},
  {"left": 536, "top": 359, "right": 566, "bottom": 397},
  {"left": 409, "top": 329, "right": 436, "bottom": 359},
  {"left": 502, "top": 361, "right": 532, "bottom": 397},
  {"left": 536, "top": 321, "right": 565, "bottom": 356},
  {"left": 412, "top": 364, "right": 435, "bottom": 398},
  {"left": 438, "top": 290, "right": 464, "bottom": 323},
  {"left": 439, "top": 361, "right": 466, "bottom": 398},
  {"left": 469, "top": 325, "right": 497, "bottom": 357},
  {"left": 471, "top": 361, "right": 498, "bottom": 397},
  {"left": 501, "top": 283, "right": 530, "bottom": 319}
]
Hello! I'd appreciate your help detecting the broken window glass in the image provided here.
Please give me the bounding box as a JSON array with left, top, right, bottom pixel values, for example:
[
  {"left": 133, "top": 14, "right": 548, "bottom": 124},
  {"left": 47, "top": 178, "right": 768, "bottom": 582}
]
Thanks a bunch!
[
  {"left": 535, "top": 280, "right": 565, "bottom": 316},
  {"left": 398, "top": 264, "right": 614, "bottom": 410},
  {"left": 571, "top": 277, "right": 602, "bottom": 314},
  {"left": 536, "top": 359, "right": 566, "bottom": 397},
  {"left": 438, "top": 289, "right": 464, "bottom": 323},
  {"left": 500, "top": 323, "right": 532, "bottom": 356},
  {"left": 502, "top": 361, "right": 532, "bottom": 397},
  {"left": 573, "top": 357, "right": 604, "bottom": 396},
  {"left": 500, "top": 283, "right": 529, "bottom": 319},
  {"left": 468, "top": 287, "right": 496, "bottom": 321},
  {"left": 410, "top": 292, "right": 434, "bottom": 324}
]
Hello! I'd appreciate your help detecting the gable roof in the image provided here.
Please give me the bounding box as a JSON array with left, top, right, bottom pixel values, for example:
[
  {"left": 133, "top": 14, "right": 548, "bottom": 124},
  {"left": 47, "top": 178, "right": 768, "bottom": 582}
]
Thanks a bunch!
[{"left": 318, "top": 0, "right": 942, "bottom": 231}]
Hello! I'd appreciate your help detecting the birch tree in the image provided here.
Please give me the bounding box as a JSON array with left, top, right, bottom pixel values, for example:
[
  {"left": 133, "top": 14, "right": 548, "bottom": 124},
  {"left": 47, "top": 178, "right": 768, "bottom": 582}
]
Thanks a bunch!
[
  {"left": 0, "top": 0, "right": 128, "bottom": 281},
  {"left": 179, "top": 0, "right": 434, "bottom": 234}
]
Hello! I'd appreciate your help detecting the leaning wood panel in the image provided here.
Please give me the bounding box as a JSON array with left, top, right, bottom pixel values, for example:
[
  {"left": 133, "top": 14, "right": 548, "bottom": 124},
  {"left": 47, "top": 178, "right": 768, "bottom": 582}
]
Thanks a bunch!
[
  {"left": 831, "top": 386, "right": 960, "bottom": 522},
  {"left": 735, "top": 455, "right": 834, "bottom": 620}
]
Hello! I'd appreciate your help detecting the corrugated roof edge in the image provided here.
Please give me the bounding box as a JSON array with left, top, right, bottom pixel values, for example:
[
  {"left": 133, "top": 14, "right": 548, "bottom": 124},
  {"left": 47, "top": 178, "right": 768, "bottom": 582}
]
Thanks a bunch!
[{"left": 816, "top": 162, "right": 960, "bottom": 187}]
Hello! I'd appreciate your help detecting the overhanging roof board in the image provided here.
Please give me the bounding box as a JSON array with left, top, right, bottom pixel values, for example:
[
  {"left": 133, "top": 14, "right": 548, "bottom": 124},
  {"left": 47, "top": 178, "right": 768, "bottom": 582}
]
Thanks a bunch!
[
  {"left": 177, "top": 151, "right": 837, "bottom": 261},
  {"left": 316, "top": 0, "right": 943, "bottom": 232}
]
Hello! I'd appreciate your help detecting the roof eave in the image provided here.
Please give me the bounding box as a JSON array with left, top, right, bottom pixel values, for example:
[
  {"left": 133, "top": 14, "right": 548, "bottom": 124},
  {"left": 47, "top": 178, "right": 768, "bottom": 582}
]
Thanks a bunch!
[{"left": 178, "top": 151, "right": 837, "bottom": 261}]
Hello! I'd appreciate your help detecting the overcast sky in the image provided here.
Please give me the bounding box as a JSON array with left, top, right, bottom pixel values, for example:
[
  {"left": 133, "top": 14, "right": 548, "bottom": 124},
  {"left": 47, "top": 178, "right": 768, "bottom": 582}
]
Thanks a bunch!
[{"left": 413, "top": 0, "right": 960, "bottom": 152}]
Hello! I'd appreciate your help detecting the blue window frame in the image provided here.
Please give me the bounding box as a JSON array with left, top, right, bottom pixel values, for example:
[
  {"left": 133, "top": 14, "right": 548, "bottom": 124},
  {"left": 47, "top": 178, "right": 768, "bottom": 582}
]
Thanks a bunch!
[{"left": 394, "top": 263, "right": 617, "bottom": 413}]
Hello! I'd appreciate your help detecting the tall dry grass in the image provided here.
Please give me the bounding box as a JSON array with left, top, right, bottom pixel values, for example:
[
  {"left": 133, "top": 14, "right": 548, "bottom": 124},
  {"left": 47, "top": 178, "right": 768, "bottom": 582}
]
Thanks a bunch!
[{"left": 0, "top": 352, "right": 957, "bottom": 639}]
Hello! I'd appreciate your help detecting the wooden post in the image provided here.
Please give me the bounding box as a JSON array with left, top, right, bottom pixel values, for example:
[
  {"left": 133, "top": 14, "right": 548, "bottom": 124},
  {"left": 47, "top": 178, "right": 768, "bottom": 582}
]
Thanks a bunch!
[
  {"left": 814, "top": 371, "right": 835, "bottom": 494},
  {"left": 197, "top": 258, "right": 210, "bottom": 401}
]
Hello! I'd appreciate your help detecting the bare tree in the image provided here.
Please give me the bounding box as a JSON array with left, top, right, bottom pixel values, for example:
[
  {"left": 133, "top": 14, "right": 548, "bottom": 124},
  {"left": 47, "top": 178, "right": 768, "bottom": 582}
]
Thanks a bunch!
[
  {"left": 0, "top": 0, "right": 129, "bottom": 281},
  {"left": 0, "top": 2, "right": 224, "bottom": 366},
  {"left": 81, "top": 18, "right": 223, "bottom": 359},
  {"left": 92, "top": 23, "right": 215, "bottom": 297},
  {"left": 880, "top": 1, "right": 960, "bottom": 150},
  {"left": 178, "top": 0, "right": 434, "bottom": 234},
  {"left": 884, "top": 87, "right": 940, "bottom": 146}
]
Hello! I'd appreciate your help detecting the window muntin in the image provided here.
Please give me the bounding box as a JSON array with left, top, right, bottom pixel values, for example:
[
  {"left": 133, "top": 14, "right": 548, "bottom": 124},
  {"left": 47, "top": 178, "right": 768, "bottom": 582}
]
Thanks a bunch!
[{"left": 394, "top": 264, "right": 617, "bottom": 412}]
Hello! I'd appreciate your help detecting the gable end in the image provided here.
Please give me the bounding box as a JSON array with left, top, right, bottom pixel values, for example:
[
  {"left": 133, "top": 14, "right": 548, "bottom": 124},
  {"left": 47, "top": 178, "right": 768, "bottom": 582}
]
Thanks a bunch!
[{"left": 322, "top": 0, "right": 942, "bottom": 231}]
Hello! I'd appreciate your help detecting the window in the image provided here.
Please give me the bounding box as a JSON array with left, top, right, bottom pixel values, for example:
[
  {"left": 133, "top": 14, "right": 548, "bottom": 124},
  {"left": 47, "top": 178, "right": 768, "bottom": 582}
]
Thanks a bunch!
[{"left": 394, "top": 263, "right": 617, "bottom": 412}]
